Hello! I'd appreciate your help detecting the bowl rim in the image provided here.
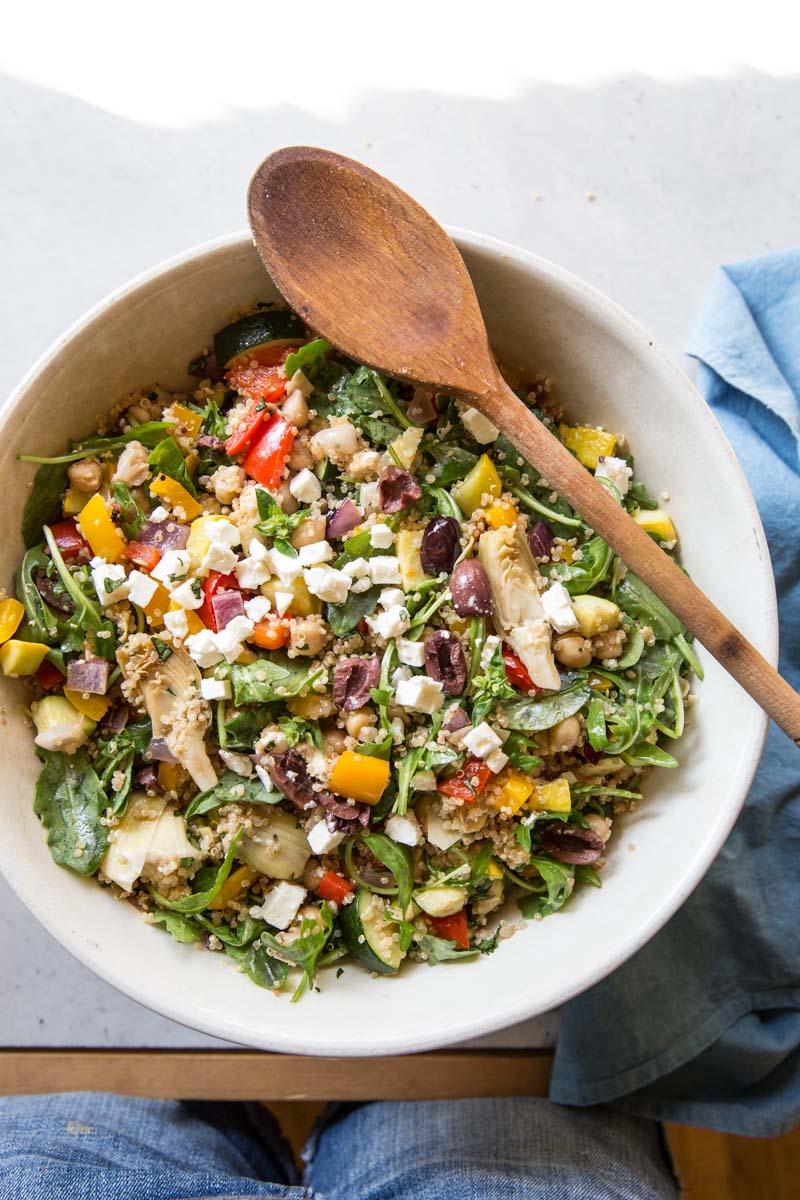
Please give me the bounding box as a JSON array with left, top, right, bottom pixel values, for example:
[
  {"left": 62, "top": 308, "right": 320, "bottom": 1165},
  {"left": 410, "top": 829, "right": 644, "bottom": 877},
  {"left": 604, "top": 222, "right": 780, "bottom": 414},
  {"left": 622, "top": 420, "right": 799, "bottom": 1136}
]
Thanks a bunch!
[{"left": 0, "top": 227, "right": 778, "bottom": 1054}]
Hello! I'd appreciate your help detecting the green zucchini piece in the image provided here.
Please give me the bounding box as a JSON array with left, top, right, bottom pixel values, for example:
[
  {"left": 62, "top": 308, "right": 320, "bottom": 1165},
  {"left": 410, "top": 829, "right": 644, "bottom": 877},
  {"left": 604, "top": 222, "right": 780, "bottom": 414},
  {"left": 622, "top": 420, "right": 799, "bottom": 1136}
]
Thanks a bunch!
[
  {"left": 339, "top": 888, "right": 404, "bottom": 975},
  {"left": 214, "top": 310, "right": 306, "bottom": 368}
]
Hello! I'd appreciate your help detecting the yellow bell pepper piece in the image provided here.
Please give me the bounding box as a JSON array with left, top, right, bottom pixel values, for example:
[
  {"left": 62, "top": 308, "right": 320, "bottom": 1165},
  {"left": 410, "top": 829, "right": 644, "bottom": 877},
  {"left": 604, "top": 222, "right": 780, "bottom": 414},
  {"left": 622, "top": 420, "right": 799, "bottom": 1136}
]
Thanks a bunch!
[
  {"left": 286, "top": 692, "right": 335, "bottom": 720},
  {"left": 236, "top": 647, "right": 258, "bottom": 665},
  {"left": 588, "top": 673, "right": 613, "bottom": 692},
  {"left": 149, "top": 473, "right": 203, "bottom": 521},
  {"left": 78, "top": 494, "right": 126, "bottom": 562},
  {"left": 559, "top": 424, "right": 616, "bottom": 470},
  {"left": 208, "top": 864, "right": 257, "bottom": 911},
  {"left": 64, "top": 688, "right": 112, "bottom": 722},
  {"left": 168, "top": 601, "right": 204, "bottom": 638},
  {"left": 0, "top": 640, "right": 50, "bottom": 676},
  {"left": 452, "top": 454, "right": 502, "bottom": 517},
  {"left": 329, "top": 750, "right": 391, "bottom": 806},
  {"left": 169, "top": 402, "right": 204, "bottom": 444},
  {"left": 554, "top": 542, "right": 574, "bottom": 564},
  {"left": 157, "top": 761, "right": 182, "bottom": 793},
  {"left": 0, "top": 598, "right": 25, "bottom": 645},
  {"left": 144, "top": 583, "right": 171, "bottom": 627},
  {"left": 528, "top": 778, "right": 572, "bottom": 813},
  {"left": 184, "top": 451, "right": 199, "bottom": 481},
  {"left": 633, "top": 507, "right": 677, "bottom": 542},
  {"left": 484, "top": 501, "right": 517, "bottom": 530},
  {"left": 396, "top": 530, "right": 429, "bottom": 591},
  {"left": 261, "top": 575, "right": 321, "bottom": 617},
  {"left": 491, "top": 767, "right": 535, "bottom": 815},
  {"left": 487, "top": 858, "right": 505, "bottom": 879},
  {"left": 62, "top": 486, "right": 90, "bottom": 517}
]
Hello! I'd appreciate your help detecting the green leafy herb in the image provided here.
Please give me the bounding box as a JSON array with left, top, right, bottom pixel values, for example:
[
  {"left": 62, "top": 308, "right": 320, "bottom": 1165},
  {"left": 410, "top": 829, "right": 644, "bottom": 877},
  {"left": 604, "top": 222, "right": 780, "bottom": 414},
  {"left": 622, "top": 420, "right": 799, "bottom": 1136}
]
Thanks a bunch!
[
  {"left": 575, "top": 865, "right": 603, "bottom": 889},
  {"left": 219, "top": 656, "right": 324, "bottom": 706},
  {"left": 187, "top": 353, "right": 208, "bottom": 377},
  {"left": 259, "top": 903, "right": 334, "bottom": 1001},
  {"left": 43, "top": 525, "right": 102, "bottom": 635},
  {"left": 426, "top": 442, "right": 478, "bottom": 486},
  {"left": 414, "top": 932, "right": 479, "bottom": 965},
  {"left": 16, "top": 547, "right": 60, "bottom": 643},
  {"left": 546, "top": 535, "right": 613, "bottom": 594},
  {"left": 284, "top": 338, "right": 332, "bottom": 379},
  {"left": 223, "top": 705, "right": 275, "bottom": 750},
  {"left": 277, "top": 714, "right": 323, "bottom": 752},
  {"left": 394, "top": 745, "right": 426, "bottom": 816},
  {"left": 502, "top": 731, "right": 542, "bottom": 773},
  {"left": 150, "top": 910, "right": 201, "bottom": 944},
  {"left": 616, "top": 619, "right": 645, "bottom": 669},
  {"left": 147, "top": 436, "right": 197, "bottom": 497},
  {"left": 360, "top": 832, "right": 414, "bottom": 914},
  {"left": 110, "top": 482, "right": 147, "bottom": 539},
  {"left": 19, "top": 421, "right": 174, "bottom": 468},
  {"left": 622, "top": 741, "right": 679, "bottom": 768},
  {"left": 152, "top": 637, "right": 173, "bottom": 661},
  {"left": 93, "top": 720, "right": 151, "bottom": 814},
  {"left": 185, "top": 772, "right": 282, "bottom": 819},
  {"left": 150, "top": 830, "right": 242, "bottom": 913},
  {"left": 585, "top": 695, "right": 609, "bottom": 751},
  {"left": 224, "top": 940, "right": 290, "bottom": 990},
  {"left": 255, "top": 486, "right": 307, "bottom": 546},
  {"left": 515, "top": 823, "right": 532, "bottom": 854},
  {"left": 326, "top": 585, "right": 382, "bottom": 637},
  {"left": 626, "top": 480, "right": 659, "bottom": 511},
  {"left": 21, "top": 463, "right": 69, "bottom": 548},
  {"left": 469, "top": 644, "right": 516, "bottom": 725},
  {"left": 33, "top": 748, "right": 108, "bottom": 875},
  {"left": 501, "top": 685, "right": 590, "bottom": 733},
  {"left": 518, "top": 857, "right": 574, "bottom": 918}
]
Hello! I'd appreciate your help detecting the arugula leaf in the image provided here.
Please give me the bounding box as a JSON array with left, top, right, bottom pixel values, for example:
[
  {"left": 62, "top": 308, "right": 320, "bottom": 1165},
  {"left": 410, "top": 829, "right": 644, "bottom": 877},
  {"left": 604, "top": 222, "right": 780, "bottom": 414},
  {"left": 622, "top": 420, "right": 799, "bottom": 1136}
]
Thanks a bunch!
[
  {"left": 110, "top": 482, "right": 147, "bottom": 539},
  {"left": 150, "top": 830, "right": 242, "bottom": 913},
  {"left": 546, "top": 535, "right": 614, "bottom": 595},
  {"left": 33, "top": 749, "right": 108, "bottom": 875},
  {"left": 223, "top": 705, "right": 275, "bottom": 750},
  {"left": 318, "top": 366, "right": 409, "bottom": 445},
  {"left": 622, "top": 741, "right": 679, "bottom": 768},
  {"left": 16, "top": 547, "right": 60, "bottom": 643},
  {"left": 518, "top": 856, "right": 574, "bottom": 918},
  {"left": 394, "top": 745, "right": 425, "bottom": 815},
  {"left": 94, "top": 720, "right": 151, "bottom": 814},
  {"left": 147, "top": 437, "right": 197, "bottom": 497},
  {"left": 575, "top": 864, "right": 603, "bottom": 889},
  {"left": 260, "top": 902, "right": 334, "bottom": 1001},
  {"left": 21, "top": 463, "right": 69, "bottom": 548},
  {"left": 187, "top": 353, "right": 208, "bottom": 377},
  {"left": 501, "top": 685, "right": 590, "bottom": 733},
  {"left": 43, "top": 526, "right": 102, "bottom": 639},
  {"left": 224, "top": 940, "right": 290, "bottom": 990},
  {"left": 360, "top": 832, "right": 414, "bottom": 914},
  {"left": 515, "top": 823, "right": 532, "bottom": 854},
  {"left": 616, "top": 574, "right": 683, "bottom": 642},
  {"left": 616, "top": 619, "right": 645, "bottom": 669},
  {"left": 503, "top": 731, "right": 542, "bottom": 772},
  {"left": 326, "top": 585, "right": 382, "bottom": 637},
  {"left": 220, "top": 656, "right": 324, "bottom": 706},
  {"left": 585, "top": 695, "right": 609, "bottom": 751},
  {"left": 476, "top": 928, "right": 501, "bottom": 955},
  {"left": 425, "top": 442, "right": 478, "bottom": 486},
  {"left": 626, "top": 480, "right": 659, "bottom": 511},
  {"left": 255, "top": 486, "right": 307, "bottom": 545},
  {"left": 185, "top": 771, "right": 282, "bottom": 819},
  {"left": 18, "top": 421, "right": 174, "bottom": 467},
  {"left": 150, "top": 911, "right": 201, "bottom": 944},
  {"left": 414, "top": 932, "right": 479, "bottom": 965},
  {"left": 284, "top": 338, "right": 332, "bottom": 379},
  {"left": 469, "top": 645, "right": 515, "bottom": 725}
]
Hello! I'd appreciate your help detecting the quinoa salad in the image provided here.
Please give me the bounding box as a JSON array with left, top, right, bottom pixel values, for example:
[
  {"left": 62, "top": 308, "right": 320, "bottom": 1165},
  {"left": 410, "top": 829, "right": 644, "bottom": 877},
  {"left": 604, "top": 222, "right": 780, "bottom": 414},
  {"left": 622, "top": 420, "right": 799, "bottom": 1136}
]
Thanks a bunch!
[{"left": 5, "top": 304, "right": 700, "bottom": 997}]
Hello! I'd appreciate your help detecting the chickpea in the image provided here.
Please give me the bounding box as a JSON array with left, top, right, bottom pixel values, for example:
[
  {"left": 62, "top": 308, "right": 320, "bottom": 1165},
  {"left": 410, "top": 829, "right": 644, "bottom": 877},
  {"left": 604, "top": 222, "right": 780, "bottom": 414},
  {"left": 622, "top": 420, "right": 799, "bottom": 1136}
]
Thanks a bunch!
[
  {"left": 345, "top": 708, "right": 377, "bottom": 738},
  {"left": 127, "top": 404, "right": 151, "bottom": 424},
  {"left": 548, "top": 715, "right": 582, "bottom": 754},
  {"left": 291, "top": 512, "right": 327, "bottom": 549},
  {"left": 275, "top": 480, "right": 298, "bottom": 514},
  {"left": 303, "top": 856, "right": 324, "bottom": 891},
  {"left": 322, "top": 727, "right": 348, "bottom": 756},
  {"left": 288, "top": 440, "right": 314, "bottom": 471},
  {"left": 282, "top": 389, "right": 310, "bottom": 429},
  {"left": 553, "top": 634, "right": 593, "bottom": 668},
  {"left": 592, "top": 628, "right": 626, "bottom": 661},
  {"left": 67, "top": 457, "right": 104, "bottom": 494}
]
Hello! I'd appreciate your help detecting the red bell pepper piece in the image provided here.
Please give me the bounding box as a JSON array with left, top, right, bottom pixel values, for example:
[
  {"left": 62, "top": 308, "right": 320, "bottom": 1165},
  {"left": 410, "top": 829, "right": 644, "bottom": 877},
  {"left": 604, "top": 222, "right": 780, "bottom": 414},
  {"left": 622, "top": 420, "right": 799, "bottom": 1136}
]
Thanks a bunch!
[
  {"left": 35, "top": 660, "right": 66, "bottom": 691},
  {"left": 225, "top": 362, "right": 286, "bottom": 416},
  {"left": 428, "top": 909, "right": 469, "bottom": 950},
  {"left": 49, "top": 519, "right": 91, "bottom": 562},
  {"left": 125, "top": 541, "right": 161, "bottom": 572},
  {"left": 242, "top": 412, "right": 296, "bottom": 491},
  {"left": 502, "top": 643, "right": 539, "bottom": 693},
  {"left": 198, "top": 571, "right": 240, "bottom": 632},
  {"left": 317, "top": 871, "right": 356, "bottom": 906},
  {"left": 438, "top": 757, "right": 493, "bottom": 803},
  {"left": 224, "top": 402, "right": 266, "bottom": 457}
]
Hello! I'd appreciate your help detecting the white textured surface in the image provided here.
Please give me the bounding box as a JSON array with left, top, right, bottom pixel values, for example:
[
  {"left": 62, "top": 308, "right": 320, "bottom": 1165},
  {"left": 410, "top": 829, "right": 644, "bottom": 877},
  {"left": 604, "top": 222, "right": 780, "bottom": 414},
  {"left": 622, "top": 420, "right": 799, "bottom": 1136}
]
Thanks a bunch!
[{"left": 1, "top": 22, "right": 797, "bottom": 1048}]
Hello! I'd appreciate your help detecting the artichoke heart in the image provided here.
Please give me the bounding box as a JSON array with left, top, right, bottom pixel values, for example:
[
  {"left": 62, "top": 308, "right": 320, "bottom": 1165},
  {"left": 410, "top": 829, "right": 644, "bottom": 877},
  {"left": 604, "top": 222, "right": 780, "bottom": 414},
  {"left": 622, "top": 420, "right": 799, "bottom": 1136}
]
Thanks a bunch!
[
  {"left": 101, "top": 793, "right": 197, "bottom": 892},
  {"left": 478, "top": 526, "right": 560, "bottom": 690},
  {"left": 141, "top": 646, "right": 218, "bottom": 792}
]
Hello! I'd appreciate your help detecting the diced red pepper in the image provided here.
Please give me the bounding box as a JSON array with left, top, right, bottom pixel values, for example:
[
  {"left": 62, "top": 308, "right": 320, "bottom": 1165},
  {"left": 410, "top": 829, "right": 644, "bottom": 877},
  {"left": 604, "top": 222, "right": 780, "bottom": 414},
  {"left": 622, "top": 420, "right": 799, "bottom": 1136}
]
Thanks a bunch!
[
  {"left": 357, "top": 619, "right": 370, "bottom": 637},
  {"left": 242, "top": 412, "right": 296, "bottom": 491},
  {"left": 502, "top": 643, "right": 539, "bottom": 693},
  {"left": 429, "top": 909, "right": 469, "bottom": 950},
  {"left": 197, "top": 571, "right": 240, "bottom": 632},
  {"left": 125, "top": 541, "right": 161, "bottom": 572},
  {"left": 49, "top": 519, "right": 91, "bottom": 562},
  {"left": 224, "top": 402, "right": 266, "bottom": 457},
  {"left": 225, "top": 361, "right": 286, "bottom": 410},
  {"left": 35, "top": 660, "right": 65, "bottom": 691},
  {"left": 438, "top": 757, "right": 493, "bottom": 803},
  {"left": 249, "top": 617, "right": 290, "bottom": 650},
  {"left": 317, "top": 871, "right": 356, "bottom": 906}
]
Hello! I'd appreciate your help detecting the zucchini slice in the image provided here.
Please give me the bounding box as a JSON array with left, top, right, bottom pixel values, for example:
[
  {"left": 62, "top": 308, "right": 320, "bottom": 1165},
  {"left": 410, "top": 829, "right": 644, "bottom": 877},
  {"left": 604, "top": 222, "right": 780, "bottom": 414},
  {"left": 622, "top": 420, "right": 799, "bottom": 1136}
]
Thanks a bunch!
[
  {"left": 414, "top": 885, "right": 467, "bottom": 918},
  {"left": 214, "top": 310, "right": 306, "bottom": 369},
  {"left": 340, "top": 888, "right": 404, "bottom": 975}
]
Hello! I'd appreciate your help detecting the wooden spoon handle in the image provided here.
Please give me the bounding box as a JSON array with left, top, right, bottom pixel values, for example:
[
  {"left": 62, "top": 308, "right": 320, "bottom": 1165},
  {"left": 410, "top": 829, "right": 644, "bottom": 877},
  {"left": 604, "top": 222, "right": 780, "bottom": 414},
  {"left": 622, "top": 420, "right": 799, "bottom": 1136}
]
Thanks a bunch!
[{"left": 485, "top": 377, "right": 799, "bottom": 744}]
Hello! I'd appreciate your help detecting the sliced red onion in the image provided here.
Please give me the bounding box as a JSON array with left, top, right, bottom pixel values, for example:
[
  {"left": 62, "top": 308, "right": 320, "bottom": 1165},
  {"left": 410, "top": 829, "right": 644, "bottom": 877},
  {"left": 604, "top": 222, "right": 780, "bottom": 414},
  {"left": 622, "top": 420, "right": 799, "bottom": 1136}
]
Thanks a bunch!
[
  {"left": 196, "top": 434, "right": 226, "bottom": 451},
  {"left": 137, "top": 519, "right": 190, "bottom": 551},
  {"left": 326, "top": 499, "right": 362, "bottom": 539},
  {"left": 407, "top": 387, "right": 438, "bottom": 425},
  {"left": 211, "top": 589, "right": 245, "bottom": 628},
  {"left": 528, "top": 520, "right": 552, "bottom": 559},
  {"left": 147, "top": 738, "right": 177, "bottom": 763},
  {"left": 135, "top": 764, "right": 162, "bottom": 794},
  {"left": 66, "top": 657, "right": 110, "bottom": 696},
  {"left": 101, "top": 703, "right": 130, "bottom": 733}
]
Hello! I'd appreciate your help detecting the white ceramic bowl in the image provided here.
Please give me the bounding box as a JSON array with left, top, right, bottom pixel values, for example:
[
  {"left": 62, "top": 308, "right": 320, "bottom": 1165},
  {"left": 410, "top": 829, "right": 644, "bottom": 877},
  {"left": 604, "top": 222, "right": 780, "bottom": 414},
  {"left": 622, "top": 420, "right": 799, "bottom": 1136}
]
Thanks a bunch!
[{"left": 0, "top": 230, "right": 777, "bottom": 1055}]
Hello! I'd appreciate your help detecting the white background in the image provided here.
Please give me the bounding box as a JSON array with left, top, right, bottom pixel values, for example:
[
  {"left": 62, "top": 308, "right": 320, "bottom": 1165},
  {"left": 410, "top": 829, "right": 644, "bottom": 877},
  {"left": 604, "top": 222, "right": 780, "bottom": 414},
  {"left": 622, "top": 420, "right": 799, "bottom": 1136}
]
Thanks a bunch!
[{"left": 2, "top": 2, "right": 798, "bottom": 1047}]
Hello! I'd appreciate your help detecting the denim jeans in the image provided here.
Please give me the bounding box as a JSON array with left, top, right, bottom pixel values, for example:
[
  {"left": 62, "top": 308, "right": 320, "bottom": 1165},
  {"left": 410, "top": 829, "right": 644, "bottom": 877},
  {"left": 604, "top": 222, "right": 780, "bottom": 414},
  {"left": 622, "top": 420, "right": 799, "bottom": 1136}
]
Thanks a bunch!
[{"left": 0, "top": 1091, "right": 679, "bottom": 1199}]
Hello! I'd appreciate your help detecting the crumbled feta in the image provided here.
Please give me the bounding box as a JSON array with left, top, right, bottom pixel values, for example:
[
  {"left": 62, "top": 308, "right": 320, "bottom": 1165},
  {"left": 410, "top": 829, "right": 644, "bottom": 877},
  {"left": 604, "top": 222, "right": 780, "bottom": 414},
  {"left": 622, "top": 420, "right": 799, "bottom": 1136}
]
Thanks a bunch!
[
  {"left": 396, "top": 637, "right": 426, "bottom": 667},
  {"left": 303, "top": 565, "right": 351, "bottom": 604},
  {"left": 235, "top": 541, "right": 272, "bottom": 589},
  {"left": 149, "top": 506, "right": 169, "bottom": 523},
  {"left": 205, "top": 519, "right": 241, "bottom": 548},
  {"left": 378, "top": 587, "right": 405, "bottom": 611},
  {"left": 298, "top": 540, "right": 334, "bottom": 566},
  {"left": 152, "top": 549, "right": 191, "bottom": 586},
  {"left": 170, "top": 579, "right": 204, "bottom": 610},
  {"left": 90, "top": 558, "right": 128, "bottom": 606},
  {"left": 268, "top": 547, "right": 303, "bottom": 583},
  {"left": 214, "top": 615, "right": 255, "bottom": 663},
  {"left": 595, "top": 455, "right": 632, "bottom": 497},
  {"left": 462, "top": 721, "right": 503, "bottom": 759},
  {"left": 391, "top": 665, "right": 413, "bottom": 688},
  {"left": 125, "top": 570, "right": 158, "bottom": 609},
  {"left": 255, "top": 763, "right": 275, "bottom": 793},
  {"left": 341, "top": 557, "right": 371, "bottom": 579},
  {"left": 259, "top": 881, "right": 307, "bottom": 930},
  {"left": 244, "top": 595, "right": 272, "bottom": 622},
  {"left": 274, "top": 590, "right": 293, "bottom": 617},
  {"left": 541, "top": 582, "right": 579, "bottom": 634},
  {"left": 185, "top": 629, "right": 224, "bottom": 668},
  {"left": 411, "top": 769, "right": 437, "bottom": 791},
  {"left": 200, "top": 677, "right": 231, "bottom": 701},
  {"left": 201, "top": 542, "right": 238, "bottom": 576},
  {"left": 289, "top": 467, "right": 322, "bottom": 504},
  {"left": 394, "top": 674, "right": 444, "bottom": 714},
  {"left": 369, "top": 522, "right": 395, "bottom": 549},
  {"left": 163, "top": 608, "right": 189, "bottom": 643},
  {"left": 307, "top": 820, "right": 346, "bottom": 855},
  {"left": 219, "top": 749, "right": 254, "bottom": 777},
  {"left": 461, "top": 406, "right": 499, "bottom": 444},
  {"left": 370, "top": 556, "right": 401, "bottom": 585},
  {"left": 480, "top": 634, "right": 502, "bottom": 670},
  {"left": 359, "top": 481, "right": 380, "bottom": 512},
  {"left": 485, "top": 748, "right": 509, "bottom": 774},
  {"left": 350, "top": 577, "right": 373, "bottom": 594},
  {"left": 385, "top": 812, "right": 422, "bottom": 847},
  {"left": 368, "top": 604, "right": 410, "bottom": 640}
]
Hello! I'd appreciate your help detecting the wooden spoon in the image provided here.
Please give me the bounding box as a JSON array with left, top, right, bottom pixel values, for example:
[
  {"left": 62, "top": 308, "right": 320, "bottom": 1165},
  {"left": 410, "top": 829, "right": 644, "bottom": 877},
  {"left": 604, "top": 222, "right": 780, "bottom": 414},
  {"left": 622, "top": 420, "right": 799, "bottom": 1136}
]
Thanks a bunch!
[{"left": 248, "top": 146, "right": 800, "bottom": 745}]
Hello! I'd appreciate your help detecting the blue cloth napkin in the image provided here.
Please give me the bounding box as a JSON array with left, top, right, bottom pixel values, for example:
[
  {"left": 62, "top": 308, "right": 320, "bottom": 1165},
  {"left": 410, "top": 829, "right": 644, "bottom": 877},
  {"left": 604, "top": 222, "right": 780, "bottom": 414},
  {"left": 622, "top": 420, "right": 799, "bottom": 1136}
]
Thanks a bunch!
[{"left": 549, "top": 249, "right": 800, "bottom": 1137}]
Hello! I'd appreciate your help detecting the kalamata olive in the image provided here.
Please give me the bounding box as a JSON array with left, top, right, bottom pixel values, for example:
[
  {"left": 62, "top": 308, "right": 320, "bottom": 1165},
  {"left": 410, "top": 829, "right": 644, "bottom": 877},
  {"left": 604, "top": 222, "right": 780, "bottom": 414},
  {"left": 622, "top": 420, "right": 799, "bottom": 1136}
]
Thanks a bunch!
[
  {"left": 449, "top": 559, "right": 493, "bottom": 616},
  {"left": 539, "top": 823, "right": 604, "bottom": 865},
  {"left": 268, "top": 749, "right": 319, "bottom": 811},
  {"left": 443, "top": 704, "right": 471, "bottom": 733},
  {"left": 421, "top": 515, "right": 461, "bottom": 575},
  {"left": 378, "top": 466, "right": 422, "bottom": 513},
  {"left": 332, "top": 655, "right": 380, "bottom": 711},
  {"left": 528, "top": 519, "right": 552, "bottom": 559},
  {"left": 424, "top": 630, "right": 467, "bottom": 696}
]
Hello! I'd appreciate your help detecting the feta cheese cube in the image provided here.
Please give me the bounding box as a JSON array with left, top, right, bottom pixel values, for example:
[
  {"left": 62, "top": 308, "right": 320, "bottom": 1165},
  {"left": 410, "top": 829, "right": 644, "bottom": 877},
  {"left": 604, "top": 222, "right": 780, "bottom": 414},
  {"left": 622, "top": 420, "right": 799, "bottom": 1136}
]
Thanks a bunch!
[
  {"left": 200, "top": 677, "right": 231, "bottom": 701},
  {"left": 394, "top": 674, "right": 444, "bottom": 714},
  {"left": 378, "top": 587, "right": 405, "bottom": 611},
  {"left": 391, "top": 665, "right": 413, "bottom": 688},
  {"left": 298, "top": 540, "right": 334, "bottom": 566},
  {"left": 201, "top": 542, "right": 238, "bottom": 576},
  {"left": 541, "top": 582, "right": 579, "bottom": 634},
  {"left": 360, "top": 481, "right": 380, "bottom": 512},
  {"left": 244, "top": 595, "right": 272, "bottom": 622},
  {"left": 368, "top": 604, "right": 410, "bottom": 640},
  {"left": 163, "top": 608, "right": 189, "bottom": 642},
  {"left": 186, "top": 629, "right": 224, "bottom": 668},
  {"left": 170, "top": 579, "right": 204, "bottom": 610},
  {"left": 268, "top": 547, "right": 303, "bottom": 583},
  {"left": 396, "top": 637, "right": 426, "bottom": 667},
  {"left": 303, "top": 565, "right": 351, "bottom": 604},
  {"left": 480, "top": 634, "right": 502, "bottom": 670},
  {"left": 369, "top": 522, "right": 395, "bottom": 549},
  {"left": 369, "top": 555, "right": 401, "bottom": 585},
  {"left": 350, "top": 577, "right": 373, "bottom": 593},
  {"left": 595, "top": 455, "right": 632, "bottom": 497},
  {"left": 149, "top": 506, "right": 169, "bottom": 523},
  {"left": 259, "top": 881, "right": 307, "bottom": 930},
  {"left": 235, "top": 541, "right": 272, "bottom": 589},
  {"left": 289, "top": 468, "right": 322, "bottom": 504},
  {"left": 274, "top": 590, "right": 293, "bottom": 617},
  {"left": 90, "top": 558, "right": 128, "bottom": 606},
  {"left": 385, "top": 812, "right": 422, "bottom": 847},
  {"left": 390, "top": 717, "right": 406, "bottom": 744},
  {"left": 205, "top": 519, "right": 241, "bottom": 548},
  {"left": 255, "top": 763, "right": 276, "bottom": 793},
  {"left": 411, "top": 769, "right": 437, "bottom": 791},
  {"left": 219, "top": 749, "right": 254, "bottom": 777},
  {"left": 341, "top": 557, "right": 371, "bottom": 579},
  {"left": 126, "top": 570, "right": 158, "bottom": 609},
  {"left": 214, "top": 615, "right": 255, "bottom": 663},
  {"left": 152, "top": 549, "right": 191, "bottom": 586},
  {"left": 307, "top": 819, "right": 346, "bottom": 855},
  {"left": 461, "top": 405, "right": 499, "bottom": 444},
  {"left": 462, "top": 721, "right": 503, "bottom": 759},
  {"left": 485, "top": 748, "right": 509, "bottom": 774}
]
